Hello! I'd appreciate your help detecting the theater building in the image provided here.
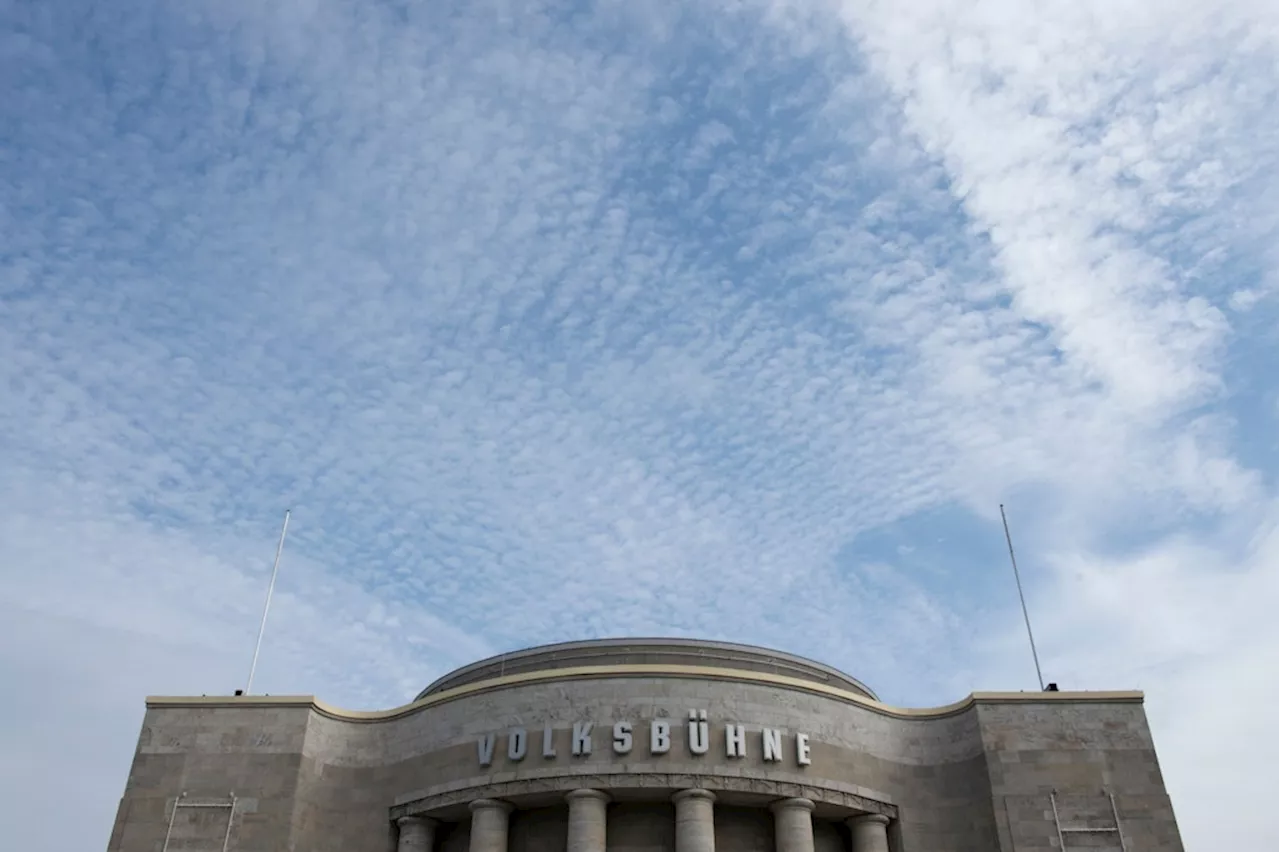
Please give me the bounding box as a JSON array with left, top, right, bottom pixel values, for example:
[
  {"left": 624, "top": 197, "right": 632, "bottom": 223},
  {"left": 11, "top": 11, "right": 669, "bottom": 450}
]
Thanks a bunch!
[{"left": 107, "top": 637, "right": 1184, "bottom": 851}]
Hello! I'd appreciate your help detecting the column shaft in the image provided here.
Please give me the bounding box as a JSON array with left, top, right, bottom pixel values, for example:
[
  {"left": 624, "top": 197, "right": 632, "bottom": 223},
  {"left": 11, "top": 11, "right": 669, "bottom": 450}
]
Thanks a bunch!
[
  {"left": 468, "top": 799, "right": 513, "bottom": 852},
  {"left": 396, "top": 816, "right": 436, "bottom": 852},
  {"left": 848, "top": 814, "right": 890, "bottom": 852},
  {"left": 672, "top": 789, "right": 716, "bottom": 852},
  {"left": 771, "top": 798, "right": 815, "bottom": 852},
  {"left": 565, "top": 789, "right": 609, "bottom": 852}
]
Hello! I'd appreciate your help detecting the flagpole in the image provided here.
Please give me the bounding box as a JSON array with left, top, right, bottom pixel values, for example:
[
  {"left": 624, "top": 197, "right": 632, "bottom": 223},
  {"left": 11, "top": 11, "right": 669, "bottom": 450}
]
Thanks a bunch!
[
  {"left": 246, "top": 509, "right": 291, "bottom": 695},
  {"left": 1000, "top": 504, "right": 1045, "bottom": 691}
]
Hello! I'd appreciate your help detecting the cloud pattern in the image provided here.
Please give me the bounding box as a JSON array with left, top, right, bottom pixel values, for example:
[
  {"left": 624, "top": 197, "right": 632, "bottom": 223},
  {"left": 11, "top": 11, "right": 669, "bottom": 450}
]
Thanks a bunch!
[{"left": 0, "top": 0, "right": 1275, "bottom": 849}]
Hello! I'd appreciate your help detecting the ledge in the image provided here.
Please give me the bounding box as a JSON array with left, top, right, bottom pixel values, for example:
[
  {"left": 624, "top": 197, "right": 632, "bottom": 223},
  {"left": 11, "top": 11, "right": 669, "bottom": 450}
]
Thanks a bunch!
[
  {"left": 390, "top": 771, "right": 901, "bottom": 822},
  {"left": 147, "top": 664, "right": 1143, "bottom": 722}
]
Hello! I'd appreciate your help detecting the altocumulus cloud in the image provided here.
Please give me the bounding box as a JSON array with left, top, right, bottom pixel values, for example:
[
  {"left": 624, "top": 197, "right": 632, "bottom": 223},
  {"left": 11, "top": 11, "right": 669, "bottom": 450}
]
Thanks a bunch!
[{"left": 0, "top": 0, "right": 1275, "bottom": 849}]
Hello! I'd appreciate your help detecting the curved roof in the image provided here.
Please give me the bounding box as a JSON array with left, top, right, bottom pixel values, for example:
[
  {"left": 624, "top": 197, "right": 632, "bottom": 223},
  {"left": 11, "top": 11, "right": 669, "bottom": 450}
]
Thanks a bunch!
[{"left": 415, "top": 637, "right": 878, "bottom": 702}]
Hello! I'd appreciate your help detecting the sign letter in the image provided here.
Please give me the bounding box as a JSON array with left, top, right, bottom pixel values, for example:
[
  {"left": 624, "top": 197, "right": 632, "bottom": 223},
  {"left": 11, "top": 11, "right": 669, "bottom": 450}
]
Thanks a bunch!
[
  {"left": 572, "top": 721, "right": 593, "bottom": 756},
  {"left": 478, "top": 733, "right": 496, "bottom": 767},
  {"left": 613, "top": 721, "right": 633, "bottom": 754},
  {"left": 725, "top": 723, "right": 746, "bottom": 758},
  {"left": 650, "top": 720, "right": 671, "bottom": 754},
  {"left": 507, "top": 728, "right": 527, "bottom": 761},
  {"left": 687, "top": 709, "right": 709, "bottom": 755},
  {"left": 762, "top": 728, "right": 782, "bottom": 762},
  {"left": 542, "top": 724, "right": 556, "bottom": 758},
  {"left": 796, "top": 732, "right": 811, "bottom": 766}
]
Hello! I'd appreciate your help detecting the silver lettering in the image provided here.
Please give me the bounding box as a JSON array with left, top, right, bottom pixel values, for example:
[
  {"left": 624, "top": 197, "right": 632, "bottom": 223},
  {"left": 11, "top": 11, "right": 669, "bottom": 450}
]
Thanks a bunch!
[
  {"left": 478, "top": 733, "right": 496, "bottom": 767},
  {"left": 762, "top": 728, "right": 782, "bottom": 762},
  {"left": 572, "top": 721, "right": 593, "bottom": 756},
  {"left": 542, "top": 724, "right": 556, "bottom": 758},
  {"left": 478, "top": 718, "right": 811, "bottom": 767},
  {"left": 650, "top": 720, "right": 671, "bottom": 754},
  {"left": 725, "top": 723, "right": 746, "bottom": 758},
  {"left": 507, "top": 728, "right": 527, "bottom": 761},
  {"left": 687, "top": 709, "right": 709, "bottom": 756},
  {"left": 613, "top": 721, "right": 633, "bottom": 754}
]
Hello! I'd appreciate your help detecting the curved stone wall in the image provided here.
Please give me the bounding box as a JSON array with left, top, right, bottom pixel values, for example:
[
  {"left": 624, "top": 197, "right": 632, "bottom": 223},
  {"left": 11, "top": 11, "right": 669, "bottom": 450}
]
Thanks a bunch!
[
  {"left": 107, "top": 643, "right": 1181, "bottom": 852},
  {"left": 305, "top": 670, "right": 980, "bottom": 851},
  {"left": 416, "top": 638, "right": 879, "bottom": 701}
]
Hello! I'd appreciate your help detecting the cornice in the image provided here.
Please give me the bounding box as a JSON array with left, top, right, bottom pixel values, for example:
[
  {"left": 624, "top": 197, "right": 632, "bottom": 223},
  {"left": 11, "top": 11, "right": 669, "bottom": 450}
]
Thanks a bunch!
[{"left": 147, "top": 664, "right": 1142, "bottom": 722}]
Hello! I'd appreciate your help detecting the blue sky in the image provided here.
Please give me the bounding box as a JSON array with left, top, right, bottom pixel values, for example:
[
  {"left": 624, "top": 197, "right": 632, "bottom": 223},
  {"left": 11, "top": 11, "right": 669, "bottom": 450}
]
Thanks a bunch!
[{"left": 0, "top": 0, "right": 1275, "bottom": 849}]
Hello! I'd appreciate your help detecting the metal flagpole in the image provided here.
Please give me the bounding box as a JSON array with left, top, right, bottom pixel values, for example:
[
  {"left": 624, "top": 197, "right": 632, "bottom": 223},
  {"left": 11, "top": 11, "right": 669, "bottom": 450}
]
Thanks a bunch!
[
  {"left": 246, "top": 509, "right": 291, "bottom": 695},
  {"left": 1000, "top": 504, "right": 1045, "bottom": 691}
]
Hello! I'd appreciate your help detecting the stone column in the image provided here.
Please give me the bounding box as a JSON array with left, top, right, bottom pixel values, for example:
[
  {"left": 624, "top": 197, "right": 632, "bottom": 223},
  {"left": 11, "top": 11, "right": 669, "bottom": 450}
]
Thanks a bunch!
[
  {"left": 468, "top": 799, "right": 513, "bottom": 852},
  {"left": 770, "top": 798, "right": 815, "bottom": 852},
  {"left": 565, "top": 789, "right": 610, "bottom": 852},
  {"left": 847, "top": 814, "right": 890, "bottom": 852},
  {"left": 396, "top": 816, "right": 436, "bottom": 852},
  {"left": 672, "top": 789, "right": 716, "bottom": 852}
]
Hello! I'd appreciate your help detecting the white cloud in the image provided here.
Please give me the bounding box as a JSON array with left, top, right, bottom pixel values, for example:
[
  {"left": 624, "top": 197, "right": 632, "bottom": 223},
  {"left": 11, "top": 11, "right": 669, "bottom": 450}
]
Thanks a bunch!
[
  {"left": 829, "top": 0, "right": 1275, "bottom": 416},
  {"left": 0, "top": 0, "right": 1273, "bottom": 849},
  {"left": 956, "top": 507, "right": 1279, "bottom": 851},
  {"left": 811, "top": 2, "right": 1277, "bottom": 847}
]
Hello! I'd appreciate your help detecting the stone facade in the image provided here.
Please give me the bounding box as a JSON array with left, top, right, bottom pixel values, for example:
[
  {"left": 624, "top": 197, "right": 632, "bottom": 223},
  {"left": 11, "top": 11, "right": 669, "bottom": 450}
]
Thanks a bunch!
[{"left": 105, "top": 638, "right": 1184, "bottom": 852}]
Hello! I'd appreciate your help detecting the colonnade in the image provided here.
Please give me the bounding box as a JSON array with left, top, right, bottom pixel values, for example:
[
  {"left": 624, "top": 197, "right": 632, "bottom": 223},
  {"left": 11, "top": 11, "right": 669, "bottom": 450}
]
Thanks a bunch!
[{"left": 396, "top": 789, "right": 891, "bottom": 852}]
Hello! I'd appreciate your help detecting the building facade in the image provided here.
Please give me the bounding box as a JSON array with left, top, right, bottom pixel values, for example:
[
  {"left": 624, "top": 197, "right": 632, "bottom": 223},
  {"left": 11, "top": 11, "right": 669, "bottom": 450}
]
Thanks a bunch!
[{"left": 107, "top": 638, "right": 1184, "bottom": 852}]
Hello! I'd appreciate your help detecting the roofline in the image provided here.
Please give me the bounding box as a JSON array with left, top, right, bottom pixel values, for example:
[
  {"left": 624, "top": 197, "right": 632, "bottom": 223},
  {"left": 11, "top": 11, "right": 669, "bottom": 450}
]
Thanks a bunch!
[
  {"left": 415, "top": 636, "right": 879, "bottom": 701},
  {"left": 146, "top": 662, "right": 1145, "bottom": 723}
]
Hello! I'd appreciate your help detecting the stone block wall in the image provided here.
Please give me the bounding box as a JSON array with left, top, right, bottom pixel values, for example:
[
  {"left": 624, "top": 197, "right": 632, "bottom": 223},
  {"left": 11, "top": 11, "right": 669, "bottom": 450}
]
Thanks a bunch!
[
  {"left": 105, "top": 651, "right": 1183, "bottom": 852},
  {"left": 975, "top": 700, "right": 1184, "bottom": 852},
  {"left": 107, "top": 704, "right": 313, "bottom": 851}
]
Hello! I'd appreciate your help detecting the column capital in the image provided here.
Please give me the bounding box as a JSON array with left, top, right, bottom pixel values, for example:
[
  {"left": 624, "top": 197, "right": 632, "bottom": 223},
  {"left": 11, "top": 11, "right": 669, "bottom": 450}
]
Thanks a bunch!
[
  {"left": 469, "top": 798, "right": 514, "bottom": 815},
  {"left": 770, "top": 797, "right": 815, "bottom": 814},
  {"left": 468, "top": 798, "right": 512, "bottom": 852},
  {"left": 672, "top": 788, "right": 716, "bottom": 852},
  {"left": 772, "top": 795, "right": 816, "bottom": 852},
  {"left": 671, "top": 788, "right": 717, "bottom": 805},
  {"left": 396, "top": 814, "right": 437, "bottom": 852},
  {"left": 566, "top": 788, "right": 609, "bottom": 852},
  {"left": 847, "top": 813, "right": 890, "bottom": 828}
]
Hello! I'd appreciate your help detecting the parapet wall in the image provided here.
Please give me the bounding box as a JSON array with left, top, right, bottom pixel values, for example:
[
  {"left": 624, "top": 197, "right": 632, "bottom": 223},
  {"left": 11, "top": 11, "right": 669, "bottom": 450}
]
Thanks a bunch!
[{"left": 106, "top": 660, "right": 1182, "bottom": 852}]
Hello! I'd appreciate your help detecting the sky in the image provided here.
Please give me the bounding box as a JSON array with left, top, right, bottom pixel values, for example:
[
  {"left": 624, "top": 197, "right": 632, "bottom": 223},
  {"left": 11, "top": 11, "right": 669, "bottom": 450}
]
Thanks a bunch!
[{"left": 0, "top": 0, "right": 1275, "bottom": 849}]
